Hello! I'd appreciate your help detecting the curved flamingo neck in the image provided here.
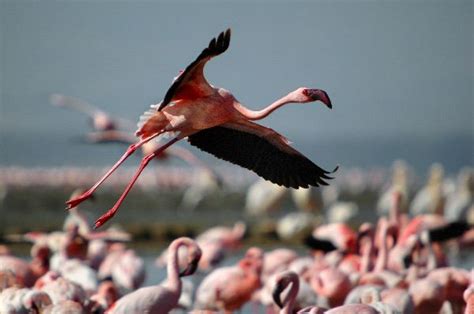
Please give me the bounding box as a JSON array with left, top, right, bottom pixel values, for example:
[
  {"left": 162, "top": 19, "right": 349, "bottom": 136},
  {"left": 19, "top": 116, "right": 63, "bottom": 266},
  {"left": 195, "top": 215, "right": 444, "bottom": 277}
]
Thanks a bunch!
[
  {"left": 235, "top": 94, "right": 293, "bottom": 121},
  {"left": 167, "top": 239, "right": 190, "bottom": 291},
  {"left": 374, "top": 224, "right": 389, "bottom": 272}
]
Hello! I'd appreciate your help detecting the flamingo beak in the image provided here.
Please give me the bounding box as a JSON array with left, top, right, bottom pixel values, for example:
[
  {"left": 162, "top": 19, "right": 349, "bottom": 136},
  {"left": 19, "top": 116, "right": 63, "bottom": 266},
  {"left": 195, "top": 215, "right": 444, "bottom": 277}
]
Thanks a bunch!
[
  {"left": 272, "top": 280, "right": 285, "bottom": 309},
  {"left": 179, "top": 252, "right": 201, "bottom": 277},
  {"left": 305, "top": 89, "right": 332, "bottom": 109}
]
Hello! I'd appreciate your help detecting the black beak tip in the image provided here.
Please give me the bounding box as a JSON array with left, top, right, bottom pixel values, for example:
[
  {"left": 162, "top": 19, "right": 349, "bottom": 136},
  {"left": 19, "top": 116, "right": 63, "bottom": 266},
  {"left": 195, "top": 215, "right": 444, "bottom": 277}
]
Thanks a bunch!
[
  {"left": 272, "top": 283, "right": 284, "bottom": 309},
  {"left": 307, "top": 88, "right": 332, "bottom": 109},
  {"left": 322, "top": 91, "right": 332, "bottom": 109},
  {"left": 180, "top": 258, "right": 199, "bottom": 277}
]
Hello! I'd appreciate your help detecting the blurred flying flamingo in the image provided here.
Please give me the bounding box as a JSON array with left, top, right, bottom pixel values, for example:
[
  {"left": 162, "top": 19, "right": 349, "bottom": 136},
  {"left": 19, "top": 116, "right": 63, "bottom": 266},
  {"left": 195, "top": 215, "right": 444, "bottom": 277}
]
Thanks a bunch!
[
  {"left": 65, "top": 28, "right": 337, "bottom": 228},
  {"left": 108, "top": 237, "right": 201, "bottom": 313},
  {"left": 50, "top": 94, "right": 135, "bottom": 131}
]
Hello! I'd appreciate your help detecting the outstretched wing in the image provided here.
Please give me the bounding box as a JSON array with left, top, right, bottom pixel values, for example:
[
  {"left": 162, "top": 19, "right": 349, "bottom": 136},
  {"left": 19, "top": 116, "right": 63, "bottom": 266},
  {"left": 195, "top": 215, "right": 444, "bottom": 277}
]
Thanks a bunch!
[
  {"left": 50, "top": 93, "right": 104, "bottom": 116},
  {"left": 158, "top": 29, "right": 231, "bottom": 111},
  {"left": 187, "top": 121, "right": 337, "bottom": 188}
]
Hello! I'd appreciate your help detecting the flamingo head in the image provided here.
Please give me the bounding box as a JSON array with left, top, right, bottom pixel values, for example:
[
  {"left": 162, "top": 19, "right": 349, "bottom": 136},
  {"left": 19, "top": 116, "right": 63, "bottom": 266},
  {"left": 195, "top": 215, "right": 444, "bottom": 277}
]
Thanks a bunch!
[
  {"left": 179, "top": 244, "right": 202, "bottom": 277},
  {"left": 293, "top": 88, "right": 332, "bottom": 108},
  {"left": 272, "top": 271, "right": 299, "bottom": 309}
]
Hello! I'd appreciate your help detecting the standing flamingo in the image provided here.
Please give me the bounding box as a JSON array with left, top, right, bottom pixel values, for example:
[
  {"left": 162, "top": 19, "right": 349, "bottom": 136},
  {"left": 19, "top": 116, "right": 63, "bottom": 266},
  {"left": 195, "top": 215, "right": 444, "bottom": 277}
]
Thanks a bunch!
[
  {"left": 194, "top": 247, "right": 263, "bottom": 312},
  {"left": 65, "top": 28, "right": 336, "bottom": 228},
  {"left": 108, "top": 237, "right": 201, "bottom": 313}
]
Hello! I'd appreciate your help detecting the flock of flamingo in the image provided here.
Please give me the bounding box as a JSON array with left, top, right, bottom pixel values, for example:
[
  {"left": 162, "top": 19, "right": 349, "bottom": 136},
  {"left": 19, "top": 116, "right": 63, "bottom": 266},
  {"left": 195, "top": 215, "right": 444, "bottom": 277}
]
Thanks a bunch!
[{"left": 0, "top": 29, "right": 473, "bottom": 313}]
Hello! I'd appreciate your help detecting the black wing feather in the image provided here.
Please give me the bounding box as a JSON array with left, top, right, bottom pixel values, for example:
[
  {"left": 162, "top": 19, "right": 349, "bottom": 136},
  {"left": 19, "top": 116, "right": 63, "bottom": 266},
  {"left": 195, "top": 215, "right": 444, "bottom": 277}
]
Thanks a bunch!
[
  {"left": 428, "top": 220, "right": 472, "bottom": 242},
  {"left": 158, "top": 29, "right": 231, "bottom": 111},
  {"left": 187, "top": 126, "right": 337, "bottom": 188}
]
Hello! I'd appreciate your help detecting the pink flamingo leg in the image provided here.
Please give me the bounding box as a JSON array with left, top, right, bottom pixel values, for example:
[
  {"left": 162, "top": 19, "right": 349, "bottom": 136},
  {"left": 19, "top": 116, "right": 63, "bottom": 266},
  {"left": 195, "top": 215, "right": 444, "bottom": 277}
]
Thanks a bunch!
[
  {"left": 94, "top": 137, "right": 180, "bottom": 229},
  {"left": 66, "top": 132, "right": 161, "bottom": 209}
]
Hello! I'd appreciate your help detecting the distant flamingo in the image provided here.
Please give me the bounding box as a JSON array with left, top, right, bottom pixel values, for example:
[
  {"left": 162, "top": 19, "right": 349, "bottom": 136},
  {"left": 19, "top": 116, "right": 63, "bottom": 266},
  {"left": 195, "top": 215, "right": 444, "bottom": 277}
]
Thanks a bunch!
[
  {"left": 38, "top": 274, "right": 88, "bottom": 306},
  {"left": 89, "top": 280, "right": 119, "bottom": 312},
  {"left": 428, "top": 267, "right": 470, "bottom": 312},
  {"left": 108, "top": 237, "right": 201, "bottom": 313},
  {"left": 156, "top": 222, "right": 246, "bottom": 271},
  {"left": 194, "top": 247, "right": 263, "bottom": 312},
  {"left": 65, "top": 29, "right": 336, "bottom": 228},
  {"left": 310, "top": 266, "right": 352, "bottom": 307},
  {"left": 324, "top": 303, "right": 379, "bottom": 314},
  {"left": 245, "top": 178, "right": 288, "bottom": 216},
  {"left": 0, "top": 287, "right": 52, "bottom": 313},
  {"left": 376, "top": 160, "right": 410, "bottom": 216},
  {"left": 50, "top": 94, "right": 135, "bottom": 132},
  {"left": 444, "top": 168, "right": 473, "bottom": 221},
  {"left": 0, "top": 242, "right": 50, "bottom": 287},
  {"left": 262, "top": 248, "right": 298, "bottom": 281},
  {"left": 408, "top": 276, "right": 444, "bottom": 313},
  {"left": 464, "top": 270, "right": 474, "bottom": 314},
  {"left": 411, "top": 163, "right": 446, "bottom": 216},
  {"left": 308, "top": 223, "right": 357, "bottom": 254}
]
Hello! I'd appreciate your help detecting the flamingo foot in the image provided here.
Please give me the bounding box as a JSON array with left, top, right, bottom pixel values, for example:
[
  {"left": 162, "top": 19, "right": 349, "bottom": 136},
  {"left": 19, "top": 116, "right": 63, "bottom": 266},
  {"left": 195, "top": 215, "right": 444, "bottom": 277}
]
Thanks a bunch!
[
  {"left": 94, "top": 207, "right": 117, "bottom": 229},
  {"left": 66, "top": 191, "right": 92, "bottom": 209}
]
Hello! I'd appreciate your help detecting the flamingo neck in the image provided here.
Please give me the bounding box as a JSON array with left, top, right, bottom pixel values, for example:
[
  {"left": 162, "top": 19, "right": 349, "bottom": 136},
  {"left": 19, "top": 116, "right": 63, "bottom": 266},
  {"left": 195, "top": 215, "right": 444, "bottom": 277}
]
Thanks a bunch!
[
  {"left": 389, "top": 196, "right": 400, "bottom": 226},
  {"left": 360, "top": 240, "right": 373, "bottom": 274},
  {"left": 374, "top": 227, "right": 388, "bottom": 272},
  {"left": 166, "top": 242, "right": 183, "bottom": 292},
  {"left": 235, "top": 95, "right": 293, "bottom": 121}
]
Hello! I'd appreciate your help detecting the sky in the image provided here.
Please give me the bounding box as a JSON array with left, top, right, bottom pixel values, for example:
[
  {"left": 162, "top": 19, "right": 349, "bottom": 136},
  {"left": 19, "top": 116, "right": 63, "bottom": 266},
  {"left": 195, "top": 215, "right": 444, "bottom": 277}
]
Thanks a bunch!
[{"left": 0, "top": 0, "right": 472, "bottom": 171}]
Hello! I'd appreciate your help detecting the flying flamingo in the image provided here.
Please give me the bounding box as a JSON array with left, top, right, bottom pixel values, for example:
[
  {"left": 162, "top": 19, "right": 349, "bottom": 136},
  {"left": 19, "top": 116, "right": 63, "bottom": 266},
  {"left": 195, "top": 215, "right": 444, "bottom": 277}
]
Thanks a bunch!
[
  {"left": 65, "top": 28, "right": 336, "bottom": 228},
  {"left": 108, "top": 237, "right": 201, "bottom": 313},
  {"left": 50, "top": 94, "right": 135, "bottom": 132}
]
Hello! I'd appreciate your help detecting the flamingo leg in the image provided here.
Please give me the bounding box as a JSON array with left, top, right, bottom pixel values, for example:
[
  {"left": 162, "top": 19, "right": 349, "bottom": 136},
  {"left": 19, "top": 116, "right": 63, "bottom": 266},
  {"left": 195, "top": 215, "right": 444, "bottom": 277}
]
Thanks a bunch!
[
  {"left": 66, "top": 132, "right": 161, "bottom": 209},
  {"left": 94, "top": 137, "right": 180, "bottom": 229}
]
